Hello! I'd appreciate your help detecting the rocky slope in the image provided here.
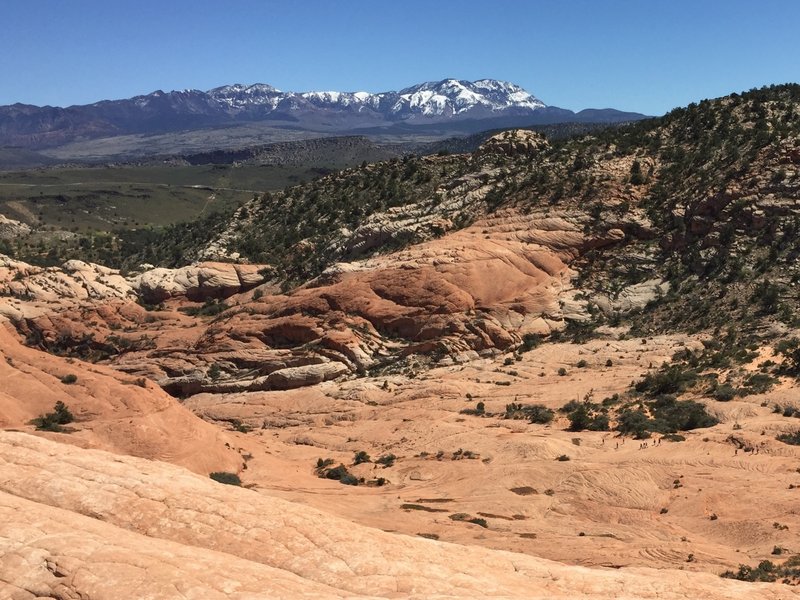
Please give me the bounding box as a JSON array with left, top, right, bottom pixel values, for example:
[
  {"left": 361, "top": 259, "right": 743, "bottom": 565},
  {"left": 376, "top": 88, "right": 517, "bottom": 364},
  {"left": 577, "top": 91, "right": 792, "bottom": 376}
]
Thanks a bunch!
[{"left": 0, "top": 320, "right": 240, "bottom": 475}]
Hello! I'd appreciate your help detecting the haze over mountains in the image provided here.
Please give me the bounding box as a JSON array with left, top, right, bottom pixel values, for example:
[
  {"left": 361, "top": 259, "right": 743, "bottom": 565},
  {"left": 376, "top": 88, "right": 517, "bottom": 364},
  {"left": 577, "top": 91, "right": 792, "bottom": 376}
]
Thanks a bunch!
[{"left": 0, "top": 79, "right": 648, "bottom": 160}]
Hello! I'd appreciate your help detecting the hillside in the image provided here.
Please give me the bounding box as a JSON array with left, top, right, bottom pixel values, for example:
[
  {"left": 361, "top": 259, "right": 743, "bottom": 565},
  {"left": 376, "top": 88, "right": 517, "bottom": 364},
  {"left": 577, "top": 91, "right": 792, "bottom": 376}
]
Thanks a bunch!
[{"left": 102, "top": 84, "right": 800, "bottom": 335}]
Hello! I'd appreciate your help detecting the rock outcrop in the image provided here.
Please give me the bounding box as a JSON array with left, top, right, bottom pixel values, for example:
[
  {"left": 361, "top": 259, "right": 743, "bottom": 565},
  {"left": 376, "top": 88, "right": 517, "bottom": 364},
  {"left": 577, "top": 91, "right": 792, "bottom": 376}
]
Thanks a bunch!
[
  {"left": 478, "top": 129, "right": 550, "bottom": 157},
  {"left": 0, "top": 256, "right": 270, "bottom": 309},
  {"left": 131, "top": 262, "right": 269, "bottom": 303},
  {"left": 0, "top": 214, "right": 31, "bottom": 239}
]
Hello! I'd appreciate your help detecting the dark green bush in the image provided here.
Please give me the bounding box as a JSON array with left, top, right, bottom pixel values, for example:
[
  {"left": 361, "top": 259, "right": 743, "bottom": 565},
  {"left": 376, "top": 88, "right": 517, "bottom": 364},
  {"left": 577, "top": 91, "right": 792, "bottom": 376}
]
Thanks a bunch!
[
  {"left": 566, "top": 403, "right": 609, "bottom": 432},
  {"left": 567, "top": 405, "right": 592, "bottom": 431},
  {"left": 721, "top": 560, "right": 779, "bottom": 583},
  {"left": 504, "top": 403, "right": 554, "bottom": 424},
  {"left": 209, "top": 472, "right": 242, "bottom": 486},
  {"left": 526, "top": 404, "right": 555, "bottom": 424},
  {"left": 353, "top": 451, "right": 371, "bottom": 465},
  {"left": 712, "top": 384, "right": 737, "bottom": 401},
  {"left": 651, "top": 396, "right": 718, "bottom": 431},
  {"left": 741, "top": 373, "right": 778, "bottom": 395},
  {"left": 519, "top": 334, "right": 541, "bottom": 352},
  {"left": 31, "top": 401, "right": 74, "bottom": 432},
  {"left": 777, "top": 430, "right": 800, "bottom": 446},
  {"left": 376, "top": 454, "right": 396, "bottom": 467},
  {"left": 635, "top": 364, "right": 698, "bottom": 396},
  {"left": 616, "top": 409, "right": 651, "bottom": 438}
]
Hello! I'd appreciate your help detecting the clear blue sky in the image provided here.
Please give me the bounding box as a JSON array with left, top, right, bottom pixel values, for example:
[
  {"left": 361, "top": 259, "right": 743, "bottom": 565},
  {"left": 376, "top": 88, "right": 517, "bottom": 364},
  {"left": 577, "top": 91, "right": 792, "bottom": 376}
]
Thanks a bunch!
[{"left": 2, "top": 0, "right": 798, "bottom": 115}]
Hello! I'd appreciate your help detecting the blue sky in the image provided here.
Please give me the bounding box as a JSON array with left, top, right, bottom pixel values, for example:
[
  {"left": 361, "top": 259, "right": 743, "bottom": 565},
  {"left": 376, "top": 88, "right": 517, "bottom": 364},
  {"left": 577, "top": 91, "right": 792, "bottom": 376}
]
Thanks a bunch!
[{"left": 2, "top": 0, "right": 798, "bottom": 115}]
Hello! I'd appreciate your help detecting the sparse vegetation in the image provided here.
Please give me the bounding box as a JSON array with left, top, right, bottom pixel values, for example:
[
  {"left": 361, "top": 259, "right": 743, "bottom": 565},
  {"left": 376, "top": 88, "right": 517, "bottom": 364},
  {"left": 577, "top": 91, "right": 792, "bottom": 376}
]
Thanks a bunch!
[{"left": 721, "top": 556, "right": 800, "bottom": 585}]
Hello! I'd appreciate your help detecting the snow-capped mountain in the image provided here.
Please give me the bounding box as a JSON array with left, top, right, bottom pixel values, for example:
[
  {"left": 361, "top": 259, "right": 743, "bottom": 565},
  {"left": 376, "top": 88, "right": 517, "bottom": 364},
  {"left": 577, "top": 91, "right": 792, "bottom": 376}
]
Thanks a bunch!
[
  {"left": 391, "top": 79, "right": 546, "bottom": 117},
  {"left": 0, "top": 79, "right": 647, "bottom": 151},
  {"left": 202, "top": 78, "right": 546, "bottom": 120}
]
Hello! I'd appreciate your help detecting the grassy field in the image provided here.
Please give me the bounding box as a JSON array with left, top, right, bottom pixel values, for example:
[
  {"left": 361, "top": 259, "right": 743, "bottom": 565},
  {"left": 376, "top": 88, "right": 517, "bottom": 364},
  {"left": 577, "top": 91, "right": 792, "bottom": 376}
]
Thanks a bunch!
[{"left": 0, "top": 164, "right": 331, "bottom": 232}]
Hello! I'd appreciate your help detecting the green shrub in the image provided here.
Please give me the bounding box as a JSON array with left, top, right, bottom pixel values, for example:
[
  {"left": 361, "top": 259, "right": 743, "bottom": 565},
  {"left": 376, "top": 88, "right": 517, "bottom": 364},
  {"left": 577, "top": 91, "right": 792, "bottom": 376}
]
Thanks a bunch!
[
  {"left": 323, "top": 464, "right": 350, "bottom": 481},
  {"left": 209, "top": 472, "right": 242, "bottom": 486},
  {"left": 651, "top": 396, "right": 718, "bottom": 431},
  {"left": 31, "top": 401, "right": 74, "bottom": 432},
  {"left": 616, "top": 408, "right": 651, "bottom": 438},
  {"left": 565, "top": 403, "right": 609, "bottom": 432},
  {"left": 519, "top": 333, "right": 541, "bottom": 352},
  {"left": 567, "top": 405, "right": 592, "bottom": 431},
  {"left": 376, "top": 454, "right": 396, "bottom": 467},
  {"left": 353, "top": 451, "right": 371, "bottom": 465},
  {"left": 60, "top": 374, "right": 78, "bottom": 384},
  {"left": 741, "top": 373, "right": 778, "bottom": 395},
  {"left": 587, "top": 414, "right": 610, "bottom": 431},
  {"left": 777, "top": 430, "right": 800, "bottom": 446},
  {"left": 469, "top": 518, "right": 488, "bottom": 528},
  {"left": 712, "top": 384, "right": 737, "bottom": 401},
  {"left": 208, "top": 363, "right": 222, "bottom": 380},
  {"left": 180, "top": 299, "right": 229, "bottom": 317},
  {"left": 504, "top": 403, "right": 554, "bottom": 424},
  {"left": 526, "top": 404, "right": 555, "bottom": 424},
  {"left": 635, "top": 364, "right": 698, "bottom": 396},
  {"left": 721, "top": 560, "right": 780, "bottom": 583}
]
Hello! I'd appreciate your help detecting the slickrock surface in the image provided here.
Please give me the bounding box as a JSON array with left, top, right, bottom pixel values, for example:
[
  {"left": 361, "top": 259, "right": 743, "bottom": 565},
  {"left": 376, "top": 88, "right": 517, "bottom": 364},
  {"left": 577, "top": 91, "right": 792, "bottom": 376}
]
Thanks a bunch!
[
  {"left": 0, "top": 431, "right": 790, "bottom": 599},
  {"left": 183, "top": 335, "right": 800, "bottom": 580},
  {"left": 0, "top": 320, "right": 239, "bottom": 475}
]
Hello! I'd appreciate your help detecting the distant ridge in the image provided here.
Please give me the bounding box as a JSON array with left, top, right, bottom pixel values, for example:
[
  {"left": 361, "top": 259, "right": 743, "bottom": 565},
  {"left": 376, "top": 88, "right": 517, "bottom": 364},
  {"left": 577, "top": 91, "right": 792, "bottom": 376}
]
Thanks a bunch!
[{"left": 0, "top": 79, "right": 649, "bottom": 153}]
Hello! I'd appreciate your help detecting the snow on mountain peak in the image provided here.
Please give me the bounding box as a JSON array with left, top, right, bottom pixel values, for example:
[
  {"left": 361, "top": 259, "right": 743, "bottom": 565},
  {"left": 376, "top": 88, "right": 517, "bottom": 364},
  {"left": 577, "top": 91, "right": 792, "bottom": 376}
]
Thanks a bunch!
[
  {"left": 200, "top": 79, "right": 544, "bottom": 119},
  {"left": 391, "top": 78, "right": 545, "bottom": 115}
]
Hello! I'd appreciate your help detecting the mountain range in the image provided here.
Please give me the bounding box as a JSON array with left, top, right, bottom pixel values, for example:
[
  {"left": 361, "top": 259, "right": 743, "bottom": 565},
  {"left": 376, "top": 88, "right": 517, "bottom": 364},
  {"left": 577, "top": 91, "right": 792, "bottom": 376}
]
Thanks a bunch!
[{"left": 0, "top": 79, "right": 648, "bottom": 154}]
